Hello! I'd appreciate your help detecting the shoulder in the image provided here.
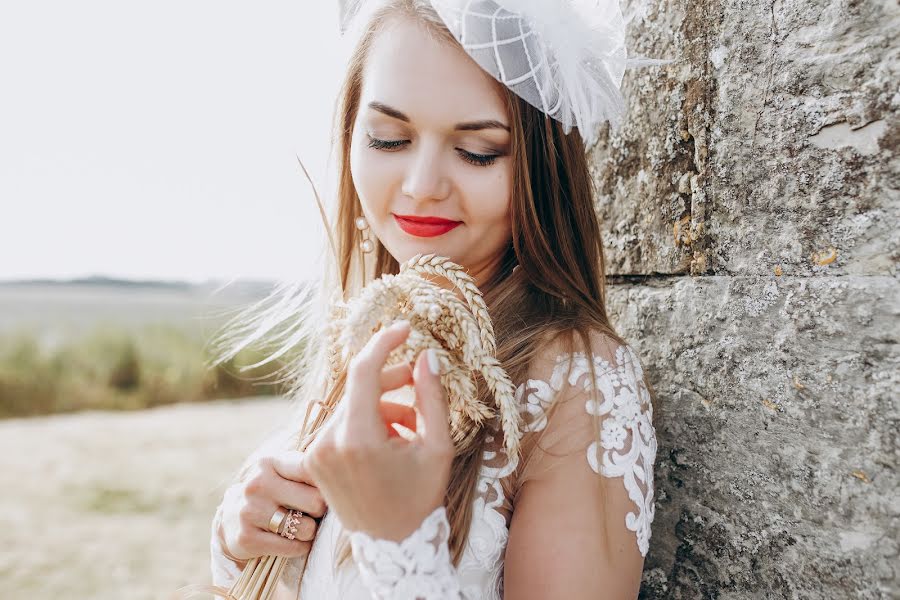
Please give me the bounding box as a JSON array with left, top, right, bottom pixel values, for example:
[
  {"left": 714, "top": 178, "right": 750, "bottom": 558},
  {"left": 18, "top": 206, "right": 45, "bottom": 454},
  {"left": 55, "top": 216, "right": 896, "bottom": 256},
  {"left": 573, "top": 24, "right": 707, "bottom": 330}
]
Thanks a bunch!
[
  {"left": 526, "top": 328, "right": 648, "bottom": 406},
  {"left": 514, "top": 327, "right": 653, "bottom": 457}
]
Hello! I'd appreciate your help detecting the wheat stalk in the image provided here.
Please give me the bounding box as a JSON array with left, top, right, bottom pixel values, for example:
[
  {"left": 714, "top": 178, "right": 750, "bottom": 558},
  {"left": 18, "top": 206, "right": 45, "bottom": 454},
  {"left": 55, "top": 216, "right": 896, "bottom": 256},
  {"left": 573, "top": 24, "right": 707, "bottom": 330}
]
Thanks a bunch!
[
  {"left": 181, "top": 254, "right": 521, "bottom": 600},
  {"left": 333, "top": 254, "right": 520, "bottom": 456}
]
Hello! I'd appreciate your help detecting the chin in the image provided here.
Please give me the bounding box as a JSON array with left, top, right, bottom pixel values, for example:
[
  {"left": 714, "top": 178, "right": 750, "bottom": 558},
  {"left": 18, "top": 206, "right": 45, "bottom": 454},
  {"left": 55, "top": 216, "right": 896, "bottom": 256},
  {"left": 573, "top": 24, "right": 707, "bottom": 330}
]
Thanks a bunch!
[
  {"left": 399, "top": 245, "right": 441, "bottom": 261},
  {"left": 390, "top": 237, "right": 433, "bottom": 253}
]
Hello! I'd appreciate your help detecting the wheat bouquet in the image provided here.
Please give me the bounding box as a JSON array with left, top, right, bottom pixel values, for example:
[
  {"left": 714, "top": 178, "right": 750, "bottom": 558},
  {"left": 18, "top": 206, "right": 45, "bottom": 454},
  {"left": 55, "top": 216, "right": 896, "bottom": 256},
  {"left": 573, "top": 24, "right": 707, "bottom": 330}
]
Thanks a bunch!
[{"left": 180, "top": 253, "right": 521, "bottom": 600}]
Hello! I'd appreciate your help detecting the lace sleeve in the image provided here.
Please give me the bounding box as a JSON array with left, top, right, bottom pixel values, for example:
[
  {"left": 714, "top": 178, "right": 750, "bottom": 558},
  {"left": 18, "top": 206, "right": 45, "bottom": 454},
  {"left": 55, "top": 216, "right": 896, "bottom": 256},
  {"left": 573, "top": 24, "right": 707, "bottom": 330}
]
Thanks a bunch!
[
  {"left": 562, "top": 341, "right": 657, "bottom": 556},
  {"left": 513, "top": 334, "right": 657, "bottom": 558},
  {"left": 347, "top": 505, "right": 469, "bottom": 599}
]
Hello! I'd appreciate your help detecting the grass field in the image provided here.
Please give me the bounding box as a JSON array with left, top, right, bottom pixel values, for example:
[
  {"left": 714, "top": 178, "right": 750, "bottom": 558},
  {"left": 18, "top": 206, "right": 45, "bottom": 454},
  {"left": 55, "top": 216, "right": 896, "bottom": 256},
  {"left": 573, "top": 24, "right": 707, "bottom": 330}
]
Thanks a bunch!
[
  {"left": 0, "top": 280, "right": 298, "bottom": 418},
  {"left": 0, "top": 279, "right": 308, "bottom": 597},
  {"left": 0, "top": 396, "right": 290, "bottom": 600}
]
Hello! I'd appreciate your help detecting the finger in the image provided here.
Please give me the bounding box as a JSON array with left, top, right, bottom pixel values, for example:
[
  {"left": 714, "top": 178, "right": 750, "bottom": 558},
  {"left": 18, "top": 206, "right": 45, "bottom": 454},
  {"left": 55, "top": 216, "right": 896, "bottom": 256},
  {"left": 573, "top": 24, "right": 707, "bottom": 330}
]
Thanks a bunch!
[
  {"left": 262, "top": 509, "right": 320, "bottom": 542},
  {"left": 380, "top": 400, "right": 417, "bottom": 434},
  {"left": 353, "top": 320, "right": 412, "bottom": 389},
  {"left": 266, "top": 477, "right": 328, "bottom": 519},
  {"left": 345, "top": 320, "right": 411, "bottom": 433},
  {"left": 246, "top": 528, "right": 314, "bottom": 558},
  {"left": 387, "top": 424, "right": 404, "bottom": 439},
  {"left": 379, "top": 363, "right": 416, "bottom": 438},
  {"left": 271, "top": 450, "right": 314, "bottom": 485},
  {"left": 412, "top": 348, "right": 453, "bottom": 450},
  {"left": 380, "top": 361, "right": 414, "bottom": 390}
]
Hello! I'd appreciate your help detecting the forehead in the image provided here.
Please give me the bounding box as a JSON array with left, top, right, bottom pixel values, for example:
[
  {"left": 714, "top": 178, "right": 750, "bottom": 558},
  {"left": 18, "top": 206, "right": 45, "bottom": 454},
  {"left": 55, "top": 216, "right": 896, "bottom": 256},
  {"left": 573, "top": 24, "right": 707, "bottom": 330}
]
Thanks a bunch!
[{"left": 360, "top": 16, "right": 507, "bottom": 124}]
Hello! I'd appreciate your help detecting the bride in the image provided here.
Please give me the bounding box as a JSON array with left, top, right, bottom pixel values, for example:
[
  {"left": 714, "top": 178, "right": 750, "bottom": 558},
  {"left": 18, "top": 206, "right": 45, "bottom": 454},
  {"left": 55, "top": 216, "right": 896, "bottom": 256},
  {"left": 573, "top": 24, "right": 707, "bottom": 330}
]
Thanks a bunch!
[{"left": 208, "top": 0, "right": 660, "bottom": 598}]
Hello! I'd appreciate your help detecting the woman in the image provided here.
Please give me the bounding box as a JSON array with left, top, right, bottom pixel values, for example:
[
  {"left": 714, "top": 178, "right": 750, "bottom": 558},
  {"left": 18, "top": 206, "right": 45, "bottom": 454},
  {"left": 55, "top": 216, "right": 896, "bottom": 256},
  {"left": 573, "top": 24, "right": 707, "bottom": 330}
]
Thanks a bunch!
[{"left": 209, "top": 1, "right": 660, "bottom": 598}]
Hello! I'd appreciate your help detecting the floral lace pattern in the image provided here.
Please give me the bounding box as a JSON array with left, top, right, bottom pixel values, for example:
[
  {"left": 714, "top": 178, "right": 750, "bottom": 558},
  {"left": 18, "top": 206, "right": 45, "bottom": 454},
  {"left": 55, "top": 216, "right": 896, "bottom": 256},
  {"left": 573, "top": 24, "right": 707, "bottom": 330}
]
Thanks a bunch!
[
  {"left": 348, "top": 505, "right": 465, "bottom": 599},
  {"left": 455, "top": 427, "right": 517, "bottom": 599},
  {"left": 552, "top": 344, "right": 656, "bottom": 556}
]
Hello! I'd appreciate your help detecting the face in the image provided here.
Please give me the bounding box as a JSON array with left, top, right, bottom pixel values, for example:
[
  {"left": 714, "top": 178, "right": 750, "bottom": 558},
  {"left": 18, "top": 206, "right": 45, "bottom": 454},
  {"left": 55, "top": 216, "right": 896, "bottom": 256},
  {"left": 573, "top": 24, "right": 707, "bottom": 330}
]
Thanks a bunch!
[{"left": 350, "top": 16, "right": 513, "bottom": 287}]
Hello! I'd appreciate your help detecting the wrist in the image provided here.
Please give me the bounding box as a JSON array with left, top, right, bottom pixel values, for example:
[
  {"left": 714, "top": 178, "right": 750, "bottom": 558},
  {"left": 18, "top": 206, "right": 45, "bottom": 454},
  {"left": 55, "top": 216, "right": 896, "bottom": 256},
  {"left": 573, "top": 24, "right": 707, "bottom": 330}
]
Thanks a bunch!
[{"left": 353, "top": 504, "right": 447, "bottom": 544}]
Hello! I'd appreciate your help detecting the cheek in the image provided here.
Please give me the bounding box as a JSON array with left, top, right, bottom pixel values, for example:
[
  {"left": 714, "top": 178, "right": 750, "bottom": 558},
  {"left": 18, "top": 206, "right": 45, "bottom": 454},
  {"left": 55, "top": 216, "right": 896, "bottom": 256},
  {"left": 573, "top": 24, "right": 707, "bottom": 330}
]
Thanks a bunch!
[
  {"left": 463, "top": 167, "right": 512, "bottom": 232},
  {"left": 350, "top": 138, "right": 395, "bottom": 215}
]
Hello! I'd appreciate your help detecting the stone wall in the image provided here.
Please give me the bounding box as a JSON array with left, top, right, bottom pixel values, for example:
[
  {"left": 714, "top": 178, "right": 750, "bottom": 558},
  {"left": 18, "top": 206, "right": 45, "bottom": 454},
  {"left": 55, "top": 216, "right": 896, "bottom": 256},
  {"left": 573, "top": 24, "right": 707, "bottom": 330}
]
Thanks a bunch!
[
  {"left": 338, "top": 1, "right": 899, "bottom": 597},
  {"left": 598, "top": 0, "right": 898, "bottom": 598}
]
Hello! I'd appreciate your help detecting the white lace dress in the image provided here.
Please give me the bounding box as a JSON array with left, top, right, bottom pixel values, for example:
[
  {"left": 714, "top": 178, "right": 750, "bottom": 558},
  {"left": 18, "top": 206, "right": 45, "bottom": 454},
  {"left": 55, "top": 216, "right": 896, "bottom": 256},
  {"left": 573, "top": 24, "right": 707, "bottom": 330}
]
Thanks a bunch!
[{"left": 210, "top": 340, "right": 657, "bottom": 599}]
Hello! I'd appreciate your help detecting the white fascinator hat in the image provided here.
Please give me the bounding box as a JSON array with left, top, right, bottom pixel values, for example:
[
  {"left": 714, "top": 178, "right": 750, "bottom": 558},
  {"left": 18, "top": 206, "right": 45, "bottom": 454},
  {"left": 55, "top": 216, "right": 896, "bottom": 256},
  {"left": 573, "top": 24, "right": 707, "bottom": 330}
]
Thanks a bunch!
[{"left": 339, "top": 0, "right": 675, "bottom": 147}]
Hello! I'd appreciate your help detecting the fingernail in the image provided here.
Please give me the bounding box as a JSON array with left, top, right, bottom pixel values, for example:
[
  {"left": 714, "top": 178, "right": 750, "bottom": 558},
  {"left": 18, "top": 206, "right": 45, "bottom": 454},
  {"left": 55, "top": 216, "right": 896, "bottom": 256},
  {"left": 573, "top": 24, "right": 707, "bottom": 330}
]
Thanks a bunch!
[
  {"left": 427, "top": 348, "right": 441, "bottom": 375},
  {"left": 391, "top": 320, "right": 410, "bottom": 331}
]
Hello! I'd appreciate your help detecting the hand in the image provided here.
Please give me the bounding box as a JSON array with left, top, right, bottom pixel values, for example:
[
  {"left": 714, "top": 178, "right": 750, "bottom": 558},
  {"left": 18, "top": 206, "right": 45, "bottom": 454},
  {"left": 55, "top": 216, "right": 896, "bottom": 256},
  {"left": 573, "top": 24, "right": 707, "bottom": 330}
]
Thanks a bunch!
[
  {"left": 304, "top": 320, "right": 455, "bottom": 543},
  {"left": 218, "top": 449, "right": 329, "bottom": 563}
]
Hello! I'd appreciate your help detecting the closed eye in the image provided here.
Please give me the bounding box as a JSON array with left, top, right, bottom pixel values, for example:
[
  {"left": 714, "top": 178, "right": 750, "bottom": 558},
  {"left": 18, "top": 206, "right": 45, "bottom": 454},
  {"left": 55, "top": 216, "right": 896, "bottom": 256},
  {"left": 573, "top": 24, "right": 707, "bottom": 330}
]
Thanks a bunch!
[{"left": 366, "top": 134, "right": 500, "bottom": 167}]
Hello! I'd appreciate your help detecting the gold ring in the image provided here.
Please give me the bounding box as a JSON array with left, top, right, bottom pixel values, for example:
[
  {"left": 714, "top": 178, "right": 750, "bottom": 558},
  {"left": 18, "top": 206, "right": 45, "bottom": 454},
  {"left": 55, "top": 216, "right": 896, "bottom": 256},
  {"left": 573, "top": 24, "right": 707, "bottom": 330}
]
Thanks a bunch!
[
  {"left": 268, "top": 507, "right": 288, "bottom": 535},
  {"left": 280, "top": 509, "right": 305, "bottom": 540}
]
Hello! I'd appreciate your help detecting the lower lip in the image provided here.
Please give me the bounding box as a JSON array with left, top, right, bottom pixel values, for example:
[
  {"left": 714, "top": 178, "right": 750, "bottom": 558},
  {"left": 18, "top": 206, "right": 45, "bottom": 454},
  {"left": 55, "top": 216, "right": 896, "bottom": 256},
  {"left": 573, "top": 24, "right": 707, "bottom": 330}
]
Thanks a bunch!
[{"left": 393, "top": 215, "right": 462, "bottom": 238}]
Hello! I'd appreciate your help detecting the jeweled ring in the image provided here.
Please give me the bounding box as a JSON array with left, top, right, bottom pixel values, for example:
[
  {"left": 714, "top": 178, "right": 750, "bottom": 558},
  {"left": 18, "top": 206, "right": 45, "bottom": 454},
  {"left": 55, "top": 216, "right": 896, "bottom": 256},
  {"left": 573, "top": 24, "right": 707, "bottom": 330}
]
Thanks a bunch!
[
  {"left": 268, "top": 507, "right": 289, "bottom": 535},
  {"left": 280, "top": 509, "right": 305, "bottom": 540}
]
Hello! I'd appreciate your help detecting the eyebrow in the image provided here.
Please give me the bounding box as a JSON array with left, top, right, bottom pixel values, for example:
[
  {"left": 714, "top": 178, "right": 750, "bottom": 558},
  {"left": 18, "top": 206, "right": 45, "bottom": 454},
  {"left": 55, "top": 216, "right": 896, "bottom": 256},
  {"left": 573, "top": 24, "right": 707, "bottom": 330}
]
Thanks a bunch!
[{"left": 367, "top": 101, "right": 510, "bottom": 132}]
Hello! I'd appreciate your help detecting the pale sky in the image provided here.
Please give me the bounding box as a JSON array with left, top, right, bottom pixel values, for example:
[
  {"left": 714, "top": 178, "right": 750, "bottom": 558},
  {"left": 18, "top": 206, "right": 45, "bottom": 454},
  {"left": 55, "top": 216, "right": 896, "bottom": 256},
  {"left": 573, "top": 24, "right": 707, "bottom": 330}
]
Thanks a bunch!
[{"left": 0, "top": 1, "right": 347, "bottom": 284}]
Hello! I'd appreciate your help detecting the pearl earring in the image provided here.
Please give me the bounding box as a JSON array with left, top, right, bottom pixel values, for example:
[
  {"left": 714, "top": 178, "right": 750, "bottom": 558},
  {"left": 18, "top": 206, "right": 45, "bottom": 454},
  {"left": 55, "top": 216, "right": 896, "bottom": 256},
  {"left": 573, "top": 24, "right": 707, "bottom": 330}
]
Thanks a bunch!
[{"left": 355, "top": 216, "right": 374, "bottom": 253}]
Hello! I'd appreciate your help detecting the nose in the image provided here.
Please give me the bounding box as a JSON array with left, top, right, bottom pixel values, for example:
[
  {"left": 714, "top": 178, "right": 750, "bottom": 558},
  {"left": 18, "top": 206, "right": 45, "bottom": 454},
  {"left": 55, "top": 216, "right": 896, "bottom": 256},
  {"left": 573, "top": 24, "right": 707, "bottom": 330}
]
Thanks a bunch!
[{"left": 400, "top": 138, "right": 450, "bottom": 202}]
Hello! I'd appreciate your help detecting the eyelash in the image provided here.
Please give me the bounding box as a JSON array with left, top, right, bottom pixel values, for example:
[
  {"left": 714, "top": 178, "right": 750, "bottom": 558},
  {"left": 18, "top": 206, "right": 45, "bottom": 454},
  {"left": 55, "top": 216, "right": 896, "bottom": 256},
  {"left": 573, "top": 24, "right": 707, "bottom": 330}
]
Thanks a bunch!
[{"left": 366, "top": 135, "right": 499, "bottom": 167}]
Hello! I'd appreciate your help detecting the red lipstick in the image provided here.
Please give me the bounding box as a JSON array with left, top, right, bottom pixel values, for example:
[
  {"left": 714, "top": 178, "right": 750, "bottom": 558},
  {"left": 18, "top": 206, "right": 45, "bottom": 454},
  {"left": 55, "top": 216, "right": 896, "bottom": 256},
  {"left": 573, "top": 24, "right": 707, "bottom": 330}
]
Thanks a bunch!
[{"left": 393, "top": 214, "right": 462, "bottom": 238}]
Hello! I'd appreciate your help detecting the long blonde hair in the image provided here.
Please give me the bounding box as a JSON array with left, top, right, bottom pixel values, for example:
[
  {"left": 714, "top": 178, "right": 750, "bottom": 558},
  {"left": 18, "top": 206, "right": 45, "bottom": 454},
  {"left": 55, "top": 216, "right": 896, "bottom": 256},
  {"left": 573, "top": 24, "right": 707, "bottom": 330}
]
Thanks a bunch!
[{"left": 211, "top": 0, "right": 658, "bottom": 579}]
